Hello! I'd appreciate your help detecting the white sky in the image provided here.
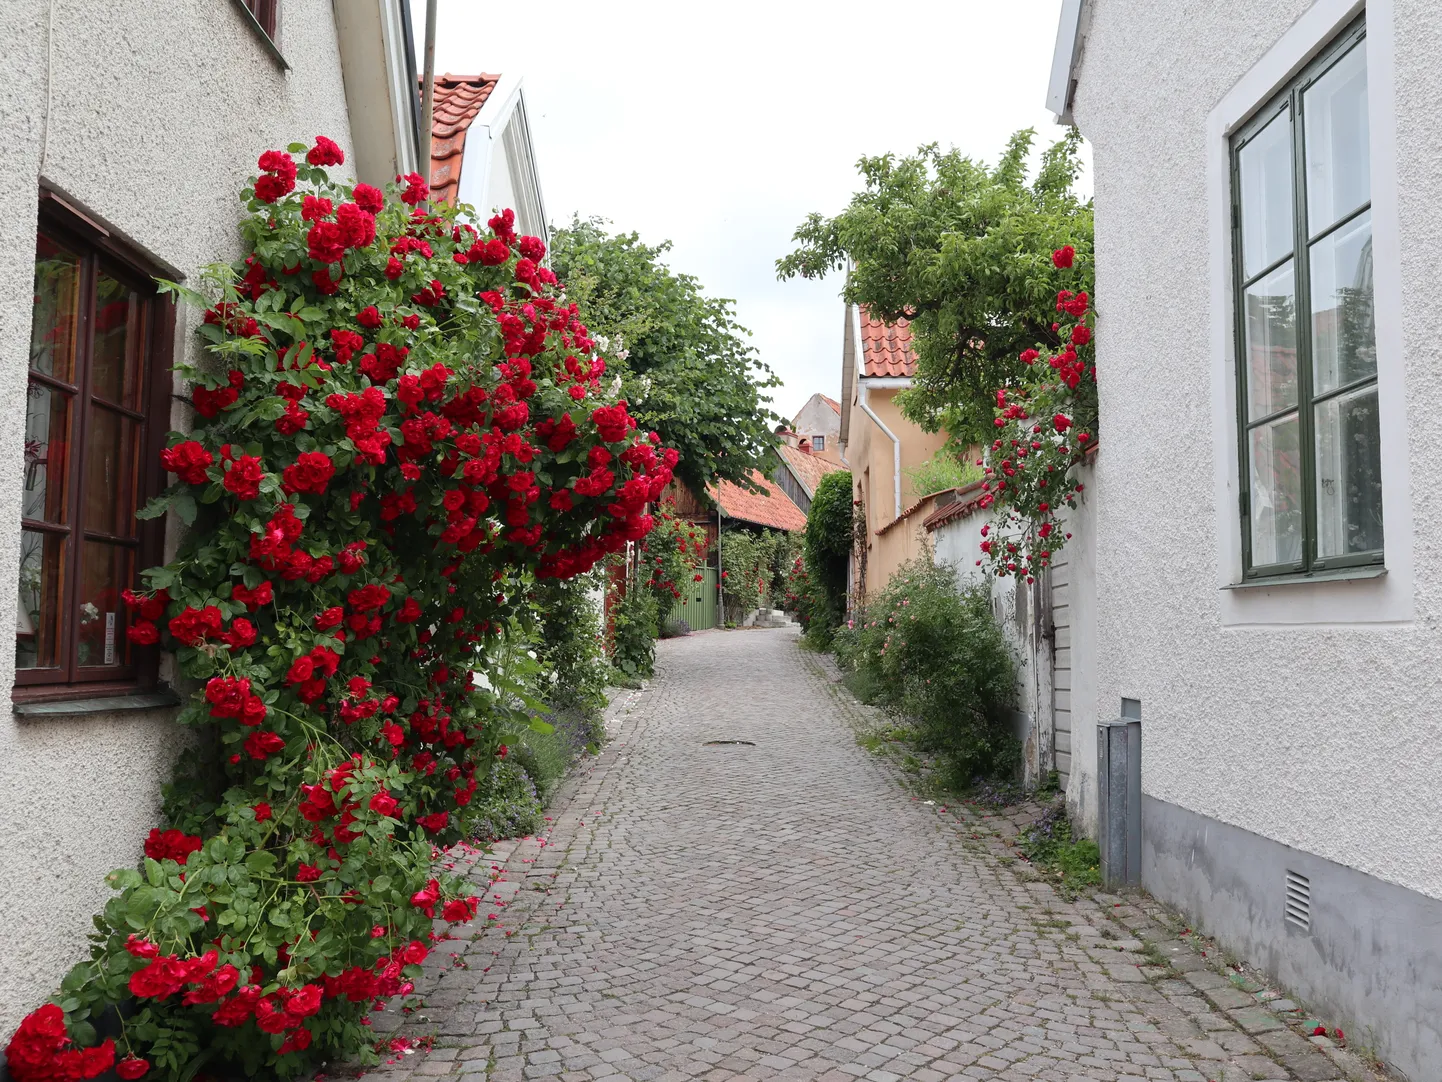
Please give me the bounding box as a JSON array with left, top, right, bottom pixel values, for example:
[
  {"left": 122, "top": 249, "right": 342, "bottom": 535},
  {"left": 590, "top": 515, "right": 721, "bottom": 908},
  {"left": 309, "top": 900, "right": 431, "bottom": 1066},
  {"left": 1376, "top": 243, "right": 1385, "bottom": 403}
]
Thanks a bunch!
[{"left": 413, "top": 0, "right": 1084, "bottom": 423}]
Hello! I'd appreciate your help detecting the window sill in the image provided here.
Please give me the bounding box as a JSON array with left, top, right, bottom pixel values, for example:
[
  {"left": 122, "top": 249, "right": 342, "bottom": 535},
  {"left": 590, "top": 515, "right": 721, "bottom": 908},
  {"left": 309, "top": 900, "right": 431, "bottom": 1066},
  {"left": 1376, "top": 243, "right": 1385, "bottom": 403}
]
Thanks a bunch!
[
  {"left": 14, "top": 688, "right": 182, "bottom": 718},
  {"left": 230, "top": 0, "right": 289, "bottom": 71},
  {"left": 1223, "top": 565, "right": 1387, "bottom": 590}
]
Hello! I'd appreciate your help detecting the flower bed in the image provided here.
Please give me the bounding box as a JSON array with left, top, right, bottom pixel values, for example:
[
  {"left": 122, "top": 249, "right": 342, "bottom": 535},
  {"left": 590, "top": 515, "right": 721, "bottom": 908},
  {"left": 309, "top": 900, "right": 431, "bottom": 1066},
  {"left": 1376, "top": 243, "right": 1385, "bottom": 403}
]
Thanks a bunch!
[{"left": 5, "top": 138, "right": 674, "bottom": 1081}]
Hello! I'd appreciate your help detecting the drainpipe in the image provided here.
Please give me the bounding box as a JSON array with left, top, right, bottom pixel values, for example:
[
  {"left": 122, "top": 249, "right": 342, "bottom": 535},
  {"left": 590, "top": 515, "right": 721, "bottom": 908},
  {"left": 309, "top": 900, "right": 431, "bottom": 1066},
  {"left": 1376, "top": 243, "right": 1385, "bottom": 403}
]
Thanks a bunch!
[
  {"left": 418, "top": 0, "right": 438, "bottom": 190},
  {"left": 858, "top": 382, "right": 902, "bottom": 520}
]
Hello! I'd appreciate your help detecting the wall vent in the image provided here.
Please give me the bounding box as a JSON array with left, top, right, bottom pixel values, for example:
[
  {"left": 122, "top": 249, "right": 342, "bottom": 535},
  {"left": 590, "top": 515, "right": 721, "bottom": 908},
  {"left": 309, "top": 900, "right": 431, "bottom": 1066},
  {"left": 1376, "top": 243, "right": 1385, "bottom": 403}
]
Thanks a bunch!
[{"left": 1284, "top": 871, "right": 1312, "bottom": 930}]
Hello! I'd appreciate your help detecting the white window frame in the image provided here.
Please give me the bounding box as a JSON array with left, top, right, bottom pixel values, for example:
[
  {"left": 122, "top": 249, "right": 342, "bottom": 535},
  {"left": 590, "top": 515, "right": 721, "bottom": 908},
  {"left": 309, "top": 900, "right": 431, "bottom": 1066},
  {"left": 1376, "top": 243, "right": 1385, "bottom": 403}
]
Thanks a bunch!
[
  {"left": 1209, "top": 0, "right": 1411, "bottom": 626},
  {"left": 812, "top": 435, "right": 825, "bottom": 452}
]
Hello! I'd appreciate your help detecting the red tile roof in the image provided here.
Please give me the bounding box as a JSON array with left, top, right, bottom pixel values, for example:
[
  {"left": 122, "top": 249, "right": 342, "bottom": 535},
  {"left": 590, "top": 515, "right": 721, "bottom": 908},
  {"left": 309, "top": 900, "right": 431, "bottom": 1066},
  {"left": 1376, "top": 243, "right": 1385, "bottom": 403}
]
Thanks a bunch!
[
  {"left": 776, "top": 444, "right": 847, "bottom": 500},
  {"left": 709, "top": 470, "right": 808, "bottom": 532},
  {"left": 859, "top": 309, "right": 917, "bottom": 378},
  {"left": 820, "top": 394, "right": 841, "bottom": 414},
  {"left": 427, "top": 73, "right": 500, "bottom": 207}
]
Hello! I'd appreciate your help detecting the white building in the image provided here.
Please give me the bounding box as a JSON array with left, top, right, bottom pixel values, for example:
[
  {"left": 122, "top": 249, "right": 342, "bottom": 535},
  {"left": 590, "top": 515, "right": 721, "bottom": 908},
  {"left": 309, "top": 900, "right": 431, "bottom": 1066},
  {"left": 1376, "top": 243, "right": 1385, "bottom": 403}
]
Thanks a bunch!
[
  {"left": 1050, "top": 0, "right": 1440, "bottom": 1074},
  {"left": 0, "top": 0, "right": 421, "bottom": 1037}
]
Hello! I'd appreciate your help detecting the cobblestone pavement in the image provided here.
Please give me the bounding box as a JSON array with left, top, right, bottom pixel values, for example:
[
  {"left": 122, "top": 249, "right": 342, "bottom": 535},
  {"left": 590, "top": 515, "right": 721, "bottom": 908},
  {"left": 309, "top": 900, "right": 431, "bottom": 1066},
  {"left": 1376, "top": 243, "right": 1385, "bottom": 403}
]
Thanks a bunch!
[{"left": 346, "top": 629, "right": 1361, "bottom": 1082}]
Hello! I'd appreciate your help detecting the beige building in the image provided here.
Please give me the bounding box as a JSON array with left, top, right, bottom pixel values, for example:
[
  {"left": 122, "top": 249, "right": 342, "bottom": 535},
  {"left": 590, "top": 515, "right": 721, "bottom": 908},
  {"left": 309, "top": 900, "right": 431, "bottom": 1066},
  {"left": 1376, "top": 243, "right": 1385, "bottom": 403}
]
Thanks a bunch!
[
  {"left": 789, "top": 392, "right": 843, "bottom": 465},
  {"left": 837, "top": 307, "right": 948, "bottom": 604}
]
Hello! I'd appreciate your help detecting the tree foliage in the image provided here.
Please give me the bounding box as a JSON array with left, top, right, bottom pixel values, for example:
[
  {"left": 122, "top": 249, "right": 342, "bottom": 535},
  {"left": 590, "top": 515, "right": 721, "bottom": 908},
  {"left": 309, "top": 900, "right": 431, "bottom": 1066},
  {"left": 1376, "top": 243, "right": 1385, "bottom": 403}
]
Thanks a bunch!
[
  {"left": 550, "top": 218, "right": 782, "bottom": 494},
  {"left": 777, "top": 130, "right": 1094, "bottom": 445},
  {"left": 802, "top": 471, "right": 854, "bottom": 639}
]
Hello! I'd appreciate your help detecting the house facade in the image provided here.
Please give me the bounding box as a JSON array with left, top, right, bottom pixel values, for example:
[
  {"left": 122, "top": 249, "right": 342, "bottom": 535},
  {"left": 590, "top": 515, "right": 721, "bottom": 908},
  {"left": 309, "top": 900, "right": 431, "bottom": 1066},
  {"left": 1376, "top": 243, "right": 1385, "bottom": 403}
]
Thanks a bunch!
[
  {"left": 790, "top": 392, "right": 843, "bottom": 465},
  {"left": 0, "top": 0, "right": 420, "bottom": 1039},
  {"left": 427, "top": 72, "right": 548, "bottom": 242},
  {"left": 773, "top": 440, "right": 847, "bottom": 518},
  {"left": 837, "top": 306, "right": 949, "bottom": 603},
  {"left": 1053, "top": 0, "right": 1440, "bottom": 1073}
]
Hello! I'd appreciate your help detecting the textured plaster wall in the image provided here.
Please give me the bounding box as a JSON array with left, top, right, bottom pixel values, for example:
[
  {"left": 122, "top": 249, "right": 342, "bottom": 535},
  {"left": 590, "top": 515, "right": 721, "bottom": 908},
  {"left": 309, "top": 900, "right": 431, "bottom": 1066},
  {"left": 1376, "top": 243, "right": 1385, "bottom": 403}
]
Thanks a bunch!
[
  {"left": 791, "top": 395, "right": 842, "bottom": 464},
  {"left": 0, "top": 0, "right": 355, "bottom": 1035},
  {"left": 1073, "top": 0, "right": 1442, "bottom": 904}
]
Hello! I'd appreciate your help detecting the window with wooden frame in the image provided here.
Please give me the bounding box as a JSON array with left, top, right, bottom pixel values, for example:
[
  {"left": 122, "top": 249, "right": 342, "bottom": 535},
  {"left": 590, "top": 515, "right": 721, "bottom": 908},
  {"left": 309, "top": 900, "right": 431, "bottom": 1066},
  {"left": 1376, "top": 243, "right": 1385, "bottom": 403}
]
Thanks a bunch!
[
  {"left": 18, "top": 196, "right": 174, "bottom": 700},
  {"left": 812, "top": 435, "right": 825, "bottom": 452},
  {"left": 1230, "top": 17, "right": 1380, "bottom": 581},
  {"left": 238, "top": 0, "right": 278, "bottom": 40}
]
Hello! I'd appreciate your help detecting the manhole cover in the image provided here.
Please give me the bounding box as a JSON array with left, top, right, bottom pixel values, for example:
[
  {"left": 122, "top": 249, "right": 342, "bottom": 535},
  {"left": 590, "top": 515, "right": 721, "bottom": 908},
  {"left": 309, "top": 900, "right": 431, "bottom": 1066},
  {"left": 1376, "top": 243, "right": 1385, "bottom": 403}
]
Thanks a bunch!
[{"left": 703, "top": 739, "right": 756, "bottom": 746}]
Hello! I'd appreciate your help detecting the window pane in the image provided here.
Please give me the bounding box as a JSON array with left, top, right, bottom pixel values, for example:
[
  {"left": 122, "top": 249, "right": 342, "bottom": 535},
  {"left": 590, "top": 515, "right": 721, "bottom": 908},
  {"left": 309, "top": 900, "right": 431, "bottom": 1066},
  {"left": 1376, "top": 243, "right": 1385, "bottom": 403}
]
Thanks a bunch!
[
  {"left": 84, "top": 406, "right": 140, "bottom": 537},
  {"left": 31, "top": 235, "right": 81, "bottom": 383},
  {"left": 1249, "top": 413, "right": 1304, "bottom": 567},
  {"left": 78, "top": 542, "right": 133, "bottom": 669},
  {"left": 16, "top": 530, "right": 66, "bottom": 670},
  {"left": 91, "top": 270, "right": 145, "bottom": 409},
  {"left": 24, "top": 380, "right": 72, "bottom": 524},
  {"left": 1310, "top": 210, "right": 1374, "bottom": 395},
  {"left": 1305, "top": 42, "right": 1369, "bottom": 231},
  {"left": 1238, "top": 110, "right": 1295, "bottom": 278},
  {"left": 1243, "top": 260, "right": 1298, "bottom": 420},
  {"left": 1315, "top": 385, "right": 1383, "bottom": 558}
]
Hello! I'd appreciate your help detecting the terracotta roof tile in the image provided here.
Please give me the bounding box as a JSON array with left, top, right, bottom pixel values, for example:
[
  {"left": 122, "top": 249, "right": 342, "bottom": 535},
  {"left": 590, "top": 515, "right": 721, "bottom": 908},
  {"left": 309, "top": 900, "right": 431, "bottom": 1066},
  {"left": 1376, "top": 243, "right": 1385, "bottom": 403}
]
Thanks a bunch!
[
  {"left": 820, "top": 394, "right": 842, "bottom": 414},
  {"left": 776, "top": 444, "right": 847, "bottom": 500},
  {"left": 426, "top": 73, "right": 500, "bottom": 207},
  {"left": 708, "top": 470, "right": 808, "bottom": 532},
  {"left": 859, "top": 308, "right": 917, "bottom": 378}
]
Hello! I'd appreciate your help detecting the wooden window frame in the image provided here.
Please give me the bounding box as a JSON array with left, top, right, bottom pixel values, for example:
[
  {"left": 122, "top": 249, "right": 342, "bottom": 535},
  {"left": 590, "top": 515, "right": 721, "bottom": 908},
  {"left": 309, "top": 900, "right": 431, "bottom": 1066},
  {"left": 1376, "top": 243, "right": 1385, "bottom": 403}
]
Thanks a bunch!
[
  {"left": 1229, "top": 16, "right": 1381, "bottom": 581},
  {"left": 15, "top": 194, "right": 176, "bottom": 703}
]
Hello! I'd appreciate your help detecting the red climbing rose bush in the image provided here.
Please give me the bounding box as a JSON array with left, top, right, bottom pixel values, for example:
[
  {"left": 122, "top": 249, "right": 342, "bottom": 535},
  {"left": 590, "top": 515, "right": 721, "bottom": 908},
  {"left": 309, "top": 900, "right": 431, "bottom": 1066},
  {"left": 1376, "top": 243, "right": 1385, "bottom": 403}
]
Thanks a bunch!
[
  {"left": 4, "top": 138, "right": 674, "bottom": 1081},
  {"left": 638, "top": 498, "right": 706, "bottom": 624},
  {"left": 977, "top": 245, "right": 1096, "bottom": 582}
]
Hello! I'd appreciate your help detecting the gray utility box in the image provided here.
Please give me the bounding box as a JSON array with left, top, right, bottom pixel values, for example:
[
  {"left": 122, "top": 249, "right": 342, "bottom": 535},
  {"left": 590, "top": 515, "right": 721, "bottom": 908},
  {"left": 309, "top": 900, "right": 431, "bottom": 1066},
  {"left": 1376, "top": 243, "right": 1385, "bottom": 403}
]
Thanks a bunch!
[{"left": 1097, "top": 717, "right": 1141, "bottom": 887}]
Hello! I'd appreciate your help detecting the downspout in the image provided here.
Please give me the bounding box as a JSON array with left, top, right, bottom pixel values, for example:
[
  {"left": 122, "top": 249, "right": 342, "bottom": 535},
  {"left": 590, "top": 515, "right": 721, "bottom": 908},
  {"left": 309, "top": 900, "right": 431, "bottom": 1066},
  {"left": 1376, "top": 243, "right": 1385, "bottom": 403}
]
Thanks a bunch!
[
  {"left": 418, "top": 0, "right": 438, "bottom": 191},
  {"left": 858, "top": 381, "right": 902, "bottom": 520}
]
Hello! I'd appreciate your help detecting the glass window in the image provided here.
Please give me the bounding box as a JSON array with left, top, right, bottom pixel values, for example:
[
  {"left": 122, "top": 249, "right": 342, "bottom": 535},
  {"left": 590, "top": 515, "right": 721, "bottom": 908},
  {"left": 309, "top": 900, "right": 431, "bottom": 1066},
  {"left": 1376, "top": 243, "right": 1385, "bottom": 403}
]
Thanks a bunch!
[
  {"left": 1231, "top": 20, "right": 1379, "bottom": 577},
  {"left": 18, "top": 213, "right": 165, "bottom": 693},
  {"left": 812, "top": 435, "right": 825, "bottom": 451}
]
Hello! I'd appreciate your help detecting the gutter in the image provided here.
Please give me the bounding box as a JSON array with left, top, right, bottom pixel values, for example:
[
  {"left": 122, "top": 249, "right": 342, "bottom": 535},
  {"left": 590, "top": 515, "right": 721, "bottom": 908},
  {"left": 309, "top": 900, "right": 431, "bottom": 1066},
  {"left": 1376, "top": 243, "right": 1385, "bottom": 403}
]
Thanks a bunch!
[
  {"left": 1046, "top": 0, "right": 1087, "bottom": 124},
  {"left": 858, "top": 380, "right": 902, "bottom": 520}
]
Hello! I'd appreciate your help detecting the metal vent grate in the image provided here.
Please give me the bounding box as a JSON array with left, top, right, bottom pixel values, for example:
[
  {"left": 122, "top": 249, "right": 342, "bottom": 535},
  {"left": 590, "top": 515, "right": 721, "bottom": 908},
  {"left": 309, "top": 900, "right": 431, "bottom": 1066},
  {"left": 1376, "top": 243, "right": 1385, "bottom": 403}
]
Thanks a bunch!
[{"left": 1284, "top": 871, "right": 1311, "bottom": 930}]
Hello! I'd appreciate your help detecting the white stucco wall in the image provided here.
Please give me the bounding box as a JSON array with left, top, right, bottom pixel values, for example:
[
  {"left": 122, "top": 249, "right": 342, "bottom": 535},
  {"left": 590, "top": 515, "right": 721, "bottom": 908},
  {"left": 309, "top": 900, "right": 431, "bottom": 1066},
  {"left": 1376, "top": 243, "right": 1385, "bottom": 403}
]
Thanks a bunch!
[
  {"left": 792, "top": 394, "right": 842, "bottom": 451},
  {"left": 1072, "top": 0, "right": 1442, "bottom": 901},
  {"left": 0, "top": 0, "right": 355, "bottom": 1035}
]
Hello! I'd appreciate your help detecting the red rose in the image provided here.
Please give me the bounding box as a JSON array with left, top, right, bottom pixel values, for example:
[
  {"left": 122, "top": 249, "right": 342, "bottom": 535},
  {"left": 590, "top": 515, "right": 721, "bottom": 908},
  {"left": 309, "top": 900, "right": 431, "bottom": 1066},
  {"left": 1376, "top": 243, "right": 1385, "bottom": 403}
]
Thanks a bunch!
[
  {"left": 1052, "top": 413, "right": 1072, "bottom": 433},
  {"left": 144, "top": 828, "right": 203, "bottom": 865},
  {"left": 353, "top": 182, "right": 384, "bottom": 214},
  {"left": 282, "top": 451, "right": 335, "bottom": 495},
  {"left": 254, "top": 802, "right": 273, "bottom": 822},
  {"left": 127, "top": 620, "right": 159, "bottom": 645},
  {"left": 399, "top": 171, "right": 428, "bottom": 205},
  {"left": 355, "top": 304, "right": 384, "bottom": 329},
  {"left": 369, "top": 792, "right": 400, "bottom": 818},
  {"left": 307, "top": 220, "right": 346, "bottom": 264},
  {"left": 295, "top": 863, "right": 322, "bottom": 882},
  {"left": 385, "top": 256, "right": 404, "bottom": 279},
  {"left": 306, "top": 135, "right": 345, "bottom": 167},
  {"left": 1052, "top": 245, "right": 1075, "bottom": 268},
  {"left": 225, "top": 618, "right": 257, "bottom": 649},
  {"left": 231, "top": 580, "right": 274, "bottom": 611},
  {"left": 223, "top": 456, "right": 265, "bottom": 501},
  {"left": 336, "top": 202, "right": 376, "bottom": 249},
  {"left": 168, "top": 605, "right": 222, "bottom": 646},
  {"left": 1071, "top": 324, "right": 1091, "bottom": 346},
  {"left": 160, "top": 440, "right": 214, "bottom": 484},
  {"left": 243, "top": 730, "right": 285, "bottom": 760},
  {"left": 442, "top": 897, "right": 479, "bottom": 923},
  {"left": 116, "top": 1056, "right": 151, "bottom": 1079}
]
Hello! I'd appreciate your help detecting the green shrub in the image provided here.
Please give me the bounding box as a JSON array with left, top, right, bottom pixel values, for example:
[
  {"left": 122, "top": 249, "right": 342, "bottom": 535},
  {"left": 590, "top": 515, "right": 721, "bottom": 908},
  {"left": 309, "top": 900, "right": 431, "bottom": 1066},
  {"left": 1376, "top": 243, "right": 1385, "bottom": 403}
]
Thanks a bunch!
[
  {"left": 610, "top": 579, "right": 658, "bottom": 680},
  {"left": 532, "top": 572, "right": 610, "bottom": 720},
  {"left": 803, "top": 471, "right": 854, "bottom": 639},
  {"left": 462, "top": 759, "right": 543, "bottom": 843},
  {"left": 1018, "top": 803, "right": 1101, "bottom": 892},
  {"left": 905, "top": 450, "right": 982, "bottom": 499},
  {"left": 837, "top": 558, "right": 1017, "bottom": 783}
]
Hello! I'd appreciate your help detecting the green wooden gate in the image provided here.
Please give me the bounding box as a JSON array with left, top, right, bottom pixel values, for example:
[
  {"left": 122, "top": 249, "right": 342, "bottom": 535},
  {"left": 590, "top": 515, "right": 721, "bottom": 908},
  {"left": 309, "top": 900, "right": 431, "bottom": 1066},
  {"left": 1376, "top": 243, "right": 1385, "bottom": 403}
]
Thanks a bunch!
[{"left": 676, "top": 565, "right": 718, "bottom": 631}]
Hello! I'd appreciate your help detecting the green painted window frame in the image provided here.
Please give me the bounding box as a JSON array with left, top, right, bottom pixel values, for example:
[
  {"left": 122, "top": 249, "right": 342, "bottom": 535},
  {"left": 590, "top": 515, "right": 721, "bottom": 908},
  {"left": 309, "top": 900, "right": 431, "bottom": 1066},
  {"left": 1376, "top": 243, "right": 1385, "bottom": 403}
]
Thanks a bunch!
[{"left": 1229, "top": 15, "right": 1381, "bottom": 581}]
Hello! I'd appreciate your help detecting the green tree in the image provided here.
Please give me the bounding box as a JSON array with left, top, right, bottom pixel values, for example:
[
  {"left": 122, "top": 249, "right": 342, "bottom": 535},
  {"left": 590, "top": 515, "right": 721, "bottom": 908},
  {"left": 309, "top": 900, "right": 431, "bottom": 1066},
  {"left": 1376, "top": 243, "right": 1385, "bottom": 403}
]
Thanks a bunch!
[
  {"left": 776, "top": 130, "right": 1093, "bottom": 445},
  {"left": 803, "top": 470, "right": 854, "bottom": 640},
  {"left": 551, "top": 217, "right": 782, "bottom": 493}
]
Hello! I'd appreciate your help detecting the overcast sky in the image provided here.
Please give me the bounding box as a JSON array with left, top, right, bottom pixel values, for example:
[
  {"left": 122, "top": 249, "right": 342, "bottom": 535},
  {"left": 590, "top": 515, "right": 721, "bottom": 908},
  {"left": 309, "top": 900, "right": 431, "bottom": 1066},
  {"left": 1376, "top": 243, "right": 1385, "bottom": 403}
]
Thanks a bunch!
[{"left": 412, "top": 1, "right": 1084, "bottom": 422}]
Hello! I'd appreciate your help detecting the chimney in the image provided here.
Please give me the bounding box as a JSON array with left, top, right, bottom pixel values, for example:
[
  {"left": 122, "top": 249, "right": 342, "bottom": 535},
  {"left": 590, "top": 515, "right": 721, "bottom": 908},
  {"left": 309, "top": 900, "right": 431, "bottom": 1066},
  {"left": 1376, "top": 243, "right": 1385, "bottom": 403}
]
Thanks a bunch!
[{"left": 798, "top": 438, "right": 812, "bottom": 455}]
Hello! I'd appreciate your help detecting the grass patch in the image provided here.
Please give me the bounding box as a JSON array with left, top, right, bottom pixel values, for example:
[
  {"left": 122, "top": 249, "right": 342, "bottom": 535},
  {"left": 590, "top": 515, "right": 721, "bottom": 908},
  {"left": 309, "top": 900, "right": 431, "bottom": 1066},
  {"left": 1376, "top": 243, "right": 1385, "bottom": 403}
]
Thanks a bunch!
[{"left": 1017, "top": 802, "right": 1101, "bottom": 895}]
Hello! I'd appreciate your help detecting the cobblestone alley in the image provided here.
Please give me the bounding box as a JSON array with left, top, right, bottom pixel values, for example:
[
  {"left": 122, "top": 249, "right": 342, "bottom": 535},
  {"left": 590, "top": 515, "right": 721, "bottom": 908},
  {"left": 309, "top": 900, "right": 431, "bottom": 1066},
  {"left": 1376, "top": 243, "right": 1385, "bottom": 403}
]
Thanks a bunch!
[{"left": 349, "top": 629, "right": 1359, "bottom": 1082}]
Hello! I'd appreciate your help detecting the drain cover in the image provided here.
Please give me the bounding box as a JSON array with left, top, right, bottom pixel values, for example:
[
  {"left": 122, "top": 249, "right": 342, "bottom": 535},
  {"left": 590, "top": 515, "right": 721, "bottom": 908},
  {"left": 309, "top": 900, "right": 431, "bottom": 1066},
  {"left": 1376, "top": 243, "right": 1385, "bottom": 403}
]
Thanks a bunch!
[{"left": 703, "top": 739, "right": 756, "bottom": 746}]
